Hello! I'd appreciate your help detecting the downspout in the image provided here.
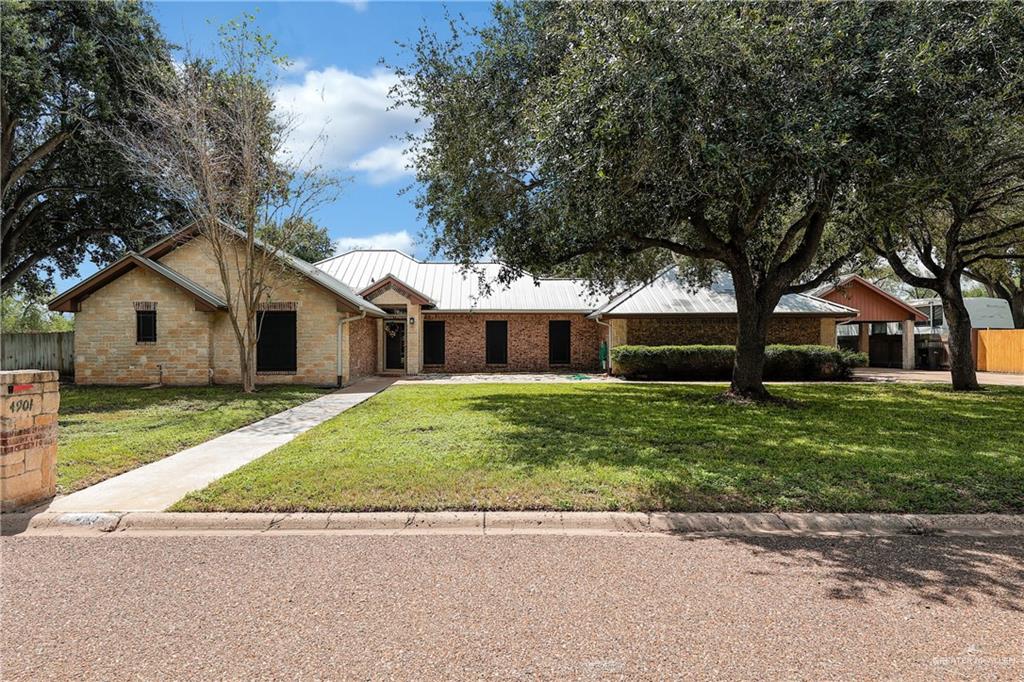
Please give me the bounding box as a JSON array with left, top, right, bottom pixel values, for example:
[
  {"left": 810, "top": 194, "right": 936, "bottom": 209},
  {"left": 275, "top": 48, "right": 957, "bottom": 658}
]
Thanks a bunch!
[
  {"left": 337, "top": 311, "right": 367, "bottom": 387},
  {"left": 593, "top": 314, "right": 612, "bottom": 376}
]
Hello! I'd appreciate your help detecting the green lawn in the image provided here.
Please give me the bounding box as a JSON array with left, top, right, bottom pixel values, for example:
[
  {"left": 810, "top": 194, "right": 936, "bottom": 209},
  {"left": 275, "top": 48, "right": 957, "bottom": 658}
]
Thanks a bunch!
[
  {"left": 173, "top": 382, "right": 1024, "bottom": 514},
  {"left": 58, "top": 385, "right": 330, "bottom": 493}
]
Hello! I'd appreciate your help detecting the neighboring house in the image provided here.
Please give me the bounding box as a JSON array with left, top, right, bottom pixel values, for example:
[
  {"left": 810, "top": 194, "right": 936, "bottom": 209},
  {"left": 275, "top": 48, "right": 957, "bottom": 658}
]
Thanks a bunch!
[
  {"left": 50, "top": 226, "right": 856, "bottom": 385},
  {"left": 813, "top": 274, "right": 927, "bottom": 369},
  {"left": 910, "top": 296, "right": 1015, "bottom": 370}
]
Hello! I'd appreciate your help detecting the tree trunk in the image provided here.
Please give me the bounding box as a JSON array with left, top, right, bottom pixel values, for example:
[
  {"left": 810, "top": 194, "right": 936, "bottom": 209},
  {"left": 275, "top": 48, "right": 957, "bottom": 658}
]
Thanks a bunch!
[
  {"left": 240, "top": 338, "right": 257, "bottom": 393},
  {"left": 941, "top": 287, "right": 981, "bottom": 391},
  {"left": 729, "top": 275, "right": 775, "bottom": 400},
  {"left": 1010, "top": 290, "right": 1024, "bottom": 330}
]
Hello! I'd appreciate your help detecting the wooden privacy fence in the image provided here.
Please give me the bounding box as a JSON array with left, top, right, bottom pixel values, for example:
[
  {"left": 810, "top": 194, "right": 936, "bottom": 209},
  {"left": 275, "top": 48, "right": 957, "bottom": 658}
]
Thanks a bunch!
[
  {"left": 975, "top": 329, "right": 1024, "bottom": 374},
  {"left": 0, "top": 331, "right": 74, "bottom": 378}
]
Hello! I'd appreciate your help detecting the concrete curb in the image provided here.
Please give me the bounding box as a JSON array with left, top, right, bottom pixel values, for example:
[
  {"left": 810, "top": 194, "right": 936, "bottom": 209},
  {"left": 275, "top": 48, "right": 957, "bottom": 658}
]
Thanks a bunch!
[{"left": 4, "top": 511, "right": 1024, "bottom": 537}]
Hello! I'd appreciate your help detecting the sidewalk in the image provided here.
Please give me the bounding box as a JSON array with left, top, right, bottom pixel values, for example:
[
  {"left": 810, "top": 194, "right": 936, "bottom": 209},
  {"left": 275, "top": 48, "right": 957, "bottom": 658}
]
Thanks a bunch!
[
  {"left": 854, "top": 367, "right": 1024, "bottom": 386},
  {"left": 43, "top": 377, "right": 395, "bottom": 513}
]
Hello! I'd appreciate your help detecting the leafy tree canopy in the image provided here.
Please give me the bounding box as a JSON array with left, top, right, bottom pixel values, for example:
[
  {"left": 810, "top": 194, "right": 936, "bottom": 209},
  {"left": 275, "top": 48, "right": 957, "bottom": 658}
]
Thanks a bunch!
[
  {"left": 396, "top": 1, "right": 960, "bottom": 397},
  {"left": 260, "top": 216, "right": 335, "bottom": 263},
  {"left": 1, "top": 290, "right": 73, "bottom": 333},
  {"left": 1, "top": 0, "right": 180, "bottom": 296},
  {"left": 862, "top": 3, "right": 1024, "bottom": 388}
]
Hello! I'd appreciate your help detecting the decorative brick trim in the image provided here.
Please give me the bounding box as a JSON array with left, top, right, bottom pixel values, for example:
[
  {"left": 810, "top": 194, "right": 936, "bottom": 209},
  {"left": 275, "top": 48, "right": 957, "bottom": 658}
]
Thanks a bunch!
[
  {"left": 133, "top": 301, "right": 158, "bottom": 311},
  {"left": 257, "top": 301, "right": 297, "bottom": 311}
]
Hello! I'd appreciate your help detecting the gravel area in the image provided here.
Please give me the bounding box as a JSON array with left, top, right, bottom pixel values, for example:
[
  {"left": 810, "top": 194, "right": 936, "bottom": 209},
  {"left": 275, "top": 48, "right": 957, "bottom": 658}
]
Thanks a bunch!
[{"left": 3, "top": 534, "right": 1023, "bottom": 680}]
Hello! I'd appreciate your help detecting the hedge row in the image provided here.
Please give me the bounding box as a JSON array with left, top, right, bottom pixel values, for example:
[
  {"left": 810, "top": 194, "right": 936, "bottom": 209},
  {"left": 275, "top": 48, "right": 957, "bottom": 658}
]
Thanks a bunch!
[{"left": 610, "top": 344, "right": 867, "bottom": 381}]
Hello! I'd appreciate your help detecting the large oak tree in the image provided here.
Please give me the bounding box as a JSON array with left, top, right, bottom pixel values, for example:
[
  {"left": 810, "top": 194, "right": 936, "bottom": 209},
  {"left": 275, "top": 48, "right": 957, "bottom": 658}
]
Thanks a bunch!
[
  {"left": 1, "top": 0, "right": 178, "bottom": 295},
  {"left": 866, "top": 4, "right": 1024, "bottom": 390},
  {"left": 396, "top": 2, "right": 932, "bottom": 399}
]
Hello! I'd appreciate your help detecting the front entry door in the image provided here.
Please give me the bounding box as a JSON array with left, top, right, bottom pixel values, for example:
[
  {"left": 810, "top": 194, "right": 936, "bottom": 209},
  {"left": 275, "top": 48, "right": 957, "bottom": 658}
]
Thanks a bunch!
[{"left": 385, "top": 321, "right": 406, "bottom": 371}]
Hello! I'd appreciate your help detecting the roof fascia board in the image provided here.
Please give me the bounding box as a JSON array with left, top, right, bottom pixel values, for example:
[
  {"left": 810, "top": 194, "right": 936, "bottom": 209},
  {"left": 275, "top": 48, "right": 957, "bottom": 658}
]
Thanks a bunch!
[
  {"left": 49, "top": 252, "right": 227, "bottom": 312},
  {"left": 359, "top": 273, "right": 436, "bottom": 306},
  {"left": 145, "top": 223, "right": 385, "bottom": 317}
]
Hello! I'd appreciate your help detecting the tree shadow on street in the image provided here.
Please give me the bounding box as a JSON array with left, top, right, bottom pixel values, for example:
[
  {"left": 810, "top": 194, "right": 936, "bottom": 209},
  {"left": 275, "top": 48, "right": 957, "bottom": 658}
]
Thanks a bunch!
[{"left": 721, "top": 533, "right": 1024, "bottom": 612}]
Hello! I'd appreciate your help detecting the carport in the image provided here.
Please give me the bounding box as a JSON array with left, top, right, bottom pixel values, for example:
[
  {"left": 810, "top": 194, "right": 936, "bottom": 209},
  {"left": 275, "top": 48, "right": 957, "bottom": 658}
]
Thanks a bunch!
[{"left": 814, "top": 275, "right": 928, "bottom": 369}]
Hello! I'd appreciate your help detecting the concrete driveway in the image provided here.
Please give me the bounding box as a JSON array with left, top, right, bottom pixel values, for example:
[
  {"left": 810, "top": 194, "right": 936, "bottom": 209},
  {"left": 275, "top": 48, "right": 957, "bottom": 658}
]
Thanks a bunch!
[
  {"left": 854, "top": 367, "right": 1024, "bottom": 386},
  {"left": 4, "top": 534, "right": 1022, "bottom": 680}
]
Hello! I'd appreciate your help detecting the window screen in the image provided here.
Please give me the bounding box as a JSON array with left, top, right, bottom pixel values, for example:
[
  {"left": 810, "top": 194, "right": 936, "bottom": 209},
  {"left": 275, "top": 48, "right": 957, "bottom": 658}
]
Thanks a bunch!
[
  {"left": 256, "top": 311, "right": 297, "bottom": 372},
  {"left": 136, "top": 310, "right": 157, "bottom": 343},
  {"left": 423, "top": 320, "right": 446, "bottom": 365},
  {"left": 548, "top": 320, "right": 571, "bottom": 364},
  {"left": 485, "top": 320, "right": 508, "bottom": 364}
]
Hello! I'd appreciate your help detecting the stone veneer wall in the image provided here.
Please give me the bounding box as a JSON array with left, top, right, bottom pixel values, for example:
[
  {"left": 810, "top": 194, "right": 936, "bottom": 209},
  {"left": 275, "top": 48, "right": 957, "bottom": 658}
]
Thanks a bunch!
[
  {"left": 1, "top": 370, "right": 59, "bottom": 511},
  {"left": 74, "top": 266, "right": 213, "bottom": 385},
  {"left": 73, "top": 236, "right": 353, "bottom": 386},
  {"left": 420, "top": 313, "right": 602, "bottom": 373},
  {"left": 625, "top": 316, "right": 825, "bottom": 347}
]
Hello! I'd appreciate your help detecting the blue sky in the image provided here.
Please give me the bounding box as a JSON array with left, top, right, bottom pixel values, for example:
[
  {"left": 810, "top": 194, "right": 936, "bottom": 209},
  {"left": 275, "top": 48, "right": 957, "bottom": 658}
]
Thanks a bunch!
[{"left": 58, "top": 1, "right": 493, "bottom": 290}]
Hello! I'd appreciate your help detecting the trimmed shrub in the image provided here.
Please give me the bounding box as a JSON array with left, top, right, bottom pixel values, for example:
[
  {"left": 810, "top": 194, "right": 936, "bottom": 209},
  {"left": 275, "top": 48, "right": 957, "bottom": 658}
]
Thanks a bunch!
[{"left": 611, "top": 344, "right": 867, "bottom": 381}]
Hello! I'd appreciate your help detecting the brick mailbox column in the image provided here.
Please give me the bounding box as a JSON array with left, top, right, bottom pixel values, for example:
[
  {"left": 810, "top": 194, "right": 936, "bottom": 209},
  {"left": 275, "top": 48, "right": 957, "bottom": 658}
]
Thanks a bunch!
[{"left": 1, "top": 370, "right": 59, "bottom": 511}]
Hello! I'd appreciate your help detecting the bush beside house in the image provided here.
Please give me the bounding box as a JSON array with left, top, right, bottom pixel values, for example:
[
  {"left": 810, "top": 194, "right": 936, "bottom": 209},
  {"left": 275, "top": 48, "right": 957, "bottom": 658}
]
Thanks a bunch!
[{"left": 612, "top": 345, "right": 866, "bottom": 381}]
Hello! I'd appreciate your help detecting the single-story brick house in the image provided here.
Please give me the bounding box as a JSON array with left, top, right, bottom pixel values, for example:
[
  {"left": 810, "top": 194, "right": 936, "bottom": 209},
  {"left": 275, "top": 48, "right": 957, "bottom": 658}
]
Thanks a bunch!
[{"left": 50, "top": 227, "right": 857, "bottom": 385}]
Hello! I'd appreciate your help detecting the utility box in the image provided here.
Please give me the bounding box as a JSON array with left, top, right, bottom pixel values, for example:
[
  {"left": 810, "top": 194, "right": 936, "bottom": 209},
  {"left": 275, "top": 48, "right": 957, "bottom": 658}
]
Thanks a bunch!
[{"left": 1, "top": 370, "right": 59, "bottom": 511}]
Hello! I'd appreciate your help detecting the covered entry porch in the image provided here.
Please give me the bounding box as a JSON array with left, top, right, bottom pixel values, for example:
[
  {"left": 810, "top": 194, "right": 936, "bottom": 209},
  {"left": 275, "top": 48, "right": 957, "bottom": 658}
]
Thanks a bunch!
[{"left": 815, "top": 275, "right": 928, "bottom": 369}]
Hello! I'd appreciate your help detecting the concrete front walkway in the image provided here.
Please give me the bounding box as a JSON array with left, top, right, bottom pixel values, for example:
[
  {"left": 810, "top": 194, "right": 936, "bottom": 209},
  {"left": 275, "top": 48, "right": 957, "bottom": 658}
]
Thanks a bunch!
[
  {"left": 854, "top": 367, "right": 1023, "bottom": 386},
  {"left": 45, "top": 376, "right": 396, "bottom": 513}
]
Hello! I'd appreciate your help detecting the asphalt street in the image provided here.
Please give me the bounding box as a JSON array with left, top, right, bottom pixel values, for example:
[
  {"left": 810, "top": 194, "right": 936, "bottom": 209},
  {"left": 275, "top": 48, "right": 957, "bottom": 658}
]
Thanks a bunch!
[{"left": 3, "top": 533, "right": 1023, "bottom": 680}]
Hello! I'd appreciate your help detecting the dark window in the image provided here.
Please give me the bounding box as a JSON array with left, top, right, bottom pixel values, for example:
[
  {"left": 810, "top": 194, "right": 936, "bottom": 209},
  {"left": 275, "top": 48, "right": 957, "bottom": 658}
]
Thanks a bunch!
[
  {"left": 424, "top": 320, "right": 446, "bottom": 365},
  {"left": 485, "top": 320, "right": 508, "bottom": 364},
  {"left": 548, "top": 320, "right": 571, "bottom": 364},
  {"left": 136, "top": 310, "right": 157, "bottom": 343},
  {"left": 257, "top": 311, "right": 297, "bottom": 372}
]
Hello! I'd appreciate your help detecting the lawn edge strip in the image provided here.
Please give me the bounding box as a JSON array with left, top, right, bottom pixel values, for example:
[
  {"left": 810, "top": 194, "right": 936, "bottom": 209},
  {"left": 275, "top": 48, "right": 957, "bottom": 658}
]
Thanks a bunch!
[{"left": 5, "top": 511, "right": 1024, "bottom": 537}]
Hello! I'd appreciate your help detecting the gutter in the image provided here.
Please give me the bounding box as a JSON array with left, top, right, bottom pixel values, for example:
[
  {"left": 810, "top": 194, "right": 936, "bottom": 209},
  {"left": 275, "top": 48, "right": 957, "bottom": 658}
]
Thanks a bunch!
[{"left": 337, "top": 311, "right": 367, "bottom": 386}]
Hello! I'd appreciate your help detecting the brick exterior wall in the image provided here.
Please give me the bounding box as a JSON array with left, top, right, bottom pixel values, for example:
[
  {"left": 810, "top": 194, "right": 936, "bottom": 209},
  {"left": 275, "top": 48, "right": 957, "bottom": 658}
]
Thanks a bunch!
[
  {"left": 420, "top": 313, "right": 602, "bottom": 373},
  {"left": 74, "top": 265, "right": 213, "bottom": 385},
  {"left": 624, "top": 316, "right": 825, "bottom": 346},
  {"left": 348, "top": 316, "right": 378, "bottom": 381},
  {"left": 1, "top": 370, "right": 59, "bottom": 511}
]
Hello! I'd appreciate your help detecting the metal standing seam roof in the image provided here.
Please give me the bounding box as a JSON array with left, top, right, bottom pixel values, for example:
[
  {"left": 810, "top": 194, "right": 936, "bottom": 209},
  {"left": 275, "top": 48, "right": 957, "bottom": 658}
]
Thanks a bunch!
[
  {"left": 316, "top": 250, "right": 605, "bottom": 312},
  {"left": 588, "top": 267, "right": 859, "bottom": 317}
]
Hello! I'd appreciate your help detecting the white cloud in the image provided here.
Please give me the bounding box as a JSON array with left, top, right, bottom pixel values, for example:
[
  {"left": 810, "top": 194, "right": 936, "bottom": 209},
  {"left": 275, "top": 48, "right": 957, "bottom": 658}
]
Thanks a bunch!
[
  {"left": 280, "top": 57, "right": 311, "bottom": 74},
  {"left": 349, "top": 144, "right": 413, "bottom": 185},
  {"left": 337, "top": 0, "right": 368, "bottom": 12},
  {"left": 334, "top": 230, "right": 416, "bottom": 255},
  {"left": 274, "top": 66, "right": 420, "bottom": 177}
]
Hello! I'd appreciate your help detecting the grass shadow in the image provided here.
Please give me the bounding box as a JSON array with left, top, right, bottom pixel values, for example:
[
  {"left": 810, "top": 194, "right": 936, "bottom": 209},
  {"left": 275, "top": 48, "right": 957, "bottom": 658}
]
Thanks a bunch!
[{"left": 454, "top": 383, "right": 1024, "bottom": 512}]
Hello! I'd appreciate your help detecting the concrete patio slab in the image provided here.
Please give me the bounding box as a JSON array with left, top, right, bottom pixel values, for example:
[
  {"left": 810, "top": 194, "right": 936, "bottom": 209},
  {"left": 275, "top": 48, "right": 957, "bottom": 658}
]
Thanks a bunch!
[{"left": 43, "top": 377, "right": 396, "bottom": 513}]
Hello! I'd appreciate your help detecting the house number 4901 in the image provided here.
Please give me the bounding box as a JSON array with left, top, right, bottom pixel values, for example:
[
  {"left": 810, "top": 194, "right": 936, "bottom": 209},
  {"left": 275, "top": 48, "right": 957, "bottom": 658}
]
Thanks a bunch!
[{"left": 9, "top": 398, "right": 33, "bottom": 413}]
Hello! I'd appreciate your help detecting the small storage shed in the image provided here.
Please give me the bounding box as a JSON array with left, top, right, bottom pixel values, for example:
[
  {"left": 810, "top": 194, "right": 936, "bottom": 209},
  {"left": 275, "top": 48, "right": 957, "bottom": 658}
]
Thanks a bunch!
[{"left": 814, "top": 275, "right": 927, "bottom": 369}]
